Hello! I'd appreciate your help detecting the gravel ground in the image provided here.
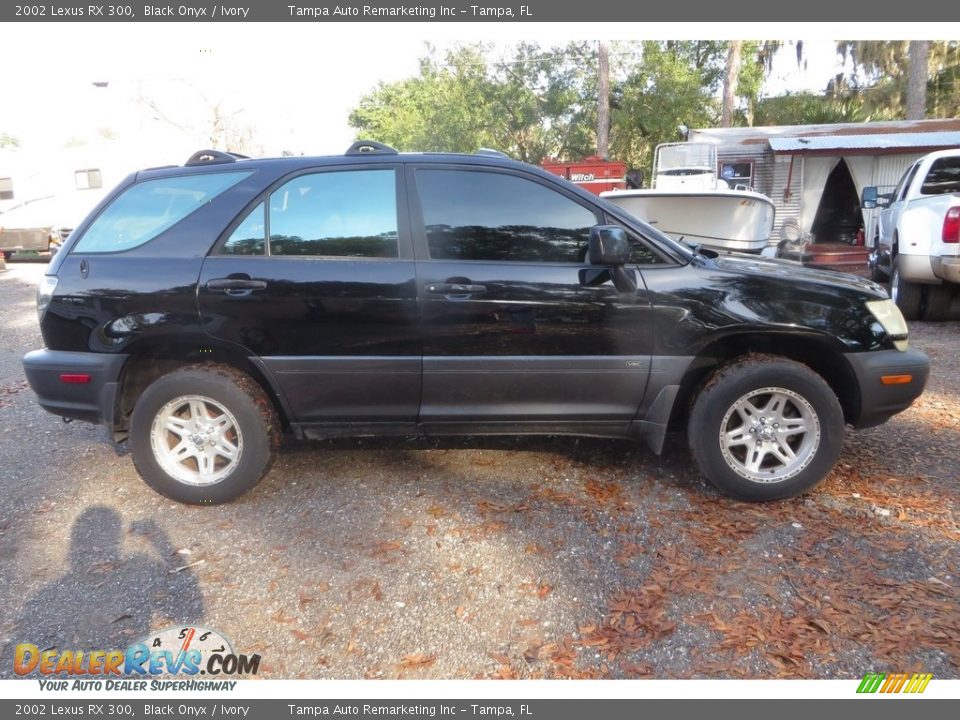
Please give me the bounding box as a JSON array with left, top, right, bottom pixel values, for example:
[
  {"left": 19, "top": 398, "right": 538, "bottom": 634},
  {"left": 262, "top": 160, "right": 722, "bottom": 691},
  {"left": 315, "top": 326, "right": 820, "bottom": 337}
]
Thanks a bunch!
[{"left": 0, "top": 261, "right": 957, "bottom": 680}]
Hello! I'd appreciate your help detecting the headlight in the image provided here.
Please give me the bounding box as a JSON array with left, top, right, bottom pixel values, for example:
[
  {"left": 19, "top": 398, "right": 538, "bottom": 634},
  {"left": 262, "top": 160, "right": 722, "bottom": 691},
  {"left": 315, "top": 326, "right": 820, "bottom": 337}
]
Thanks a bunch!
[
  {"left": 36, "top": 275, "right": 58, "bottom": 323},
  {"left": 866, "top": 299, "right": 908, "bottom": 351}
]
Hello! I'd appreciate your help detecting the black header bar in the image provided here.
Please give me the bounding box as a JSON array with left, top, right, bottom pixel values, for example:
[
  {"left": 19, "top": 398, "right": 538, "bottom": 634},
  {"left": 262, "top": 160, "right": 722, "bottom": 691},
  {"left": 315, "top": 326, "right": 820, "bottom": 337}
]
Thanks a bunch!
[
  {"left": 0, "top": 699, "right": 956, "bottom": 719},
  {"left": 3, "top": 0, "right": 957, "bottom": 22}
]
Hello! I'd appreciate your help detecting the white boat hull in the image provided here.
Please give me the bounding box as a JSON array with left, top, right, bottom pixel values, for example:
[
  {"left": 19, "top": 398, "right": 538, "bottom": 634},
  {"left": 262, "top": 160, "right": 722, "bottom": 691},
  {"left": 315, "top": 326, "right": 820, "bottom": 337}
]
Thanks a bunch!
[{"left": 602, "top": 189, "right": 776, "bottom": 253}]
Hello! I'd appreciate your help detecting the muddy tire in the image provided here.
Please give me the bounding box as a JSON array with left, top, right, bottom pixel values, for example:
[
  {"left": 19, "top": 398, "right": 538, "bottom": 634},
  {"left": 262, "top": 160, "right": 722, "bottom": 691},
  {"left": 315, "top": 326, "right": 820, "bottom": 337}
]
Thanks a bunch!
[
  {"left": 688, "top": 355, "right": 845, "bottom": 501},
  {"left": 130, "top": 364, "right": 280, "bottom": 504}
]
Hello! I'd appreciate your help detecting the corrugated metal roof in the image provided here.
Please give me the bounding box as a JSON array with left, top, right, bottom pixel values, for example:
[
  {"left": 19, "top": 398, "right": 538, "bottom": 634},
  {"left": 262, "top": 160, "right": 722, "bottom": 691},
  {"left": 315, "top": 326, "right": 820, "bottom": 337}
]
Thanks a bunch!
[
  {"left": 691, "top": 118, "right": 960, "bottom": 145},
  {"left": 769, "top": 132, "right": 960, "bottom": 153}
]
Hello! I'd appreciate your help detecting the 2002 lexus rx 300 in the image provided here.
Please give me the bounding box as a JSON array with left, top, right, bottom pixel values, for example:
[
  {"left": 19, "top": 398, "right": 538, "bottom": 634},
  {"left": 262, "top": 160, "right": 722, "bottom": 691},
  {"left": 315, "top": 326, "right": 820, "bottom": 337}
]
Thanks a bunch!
[{"left": 23, "top": 143, "right": 929, "bottom": 504}]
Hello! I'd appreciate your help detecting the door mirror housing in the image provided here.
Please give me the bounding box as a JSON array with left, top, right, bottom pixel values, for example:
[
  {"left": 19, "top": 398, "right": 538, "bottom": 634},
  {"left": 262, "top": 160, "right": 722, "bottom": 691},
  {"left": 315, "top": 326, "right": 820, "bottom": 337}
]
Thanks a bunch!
[
  {"left": 861, "top": 186, "right": 891, "bottom": 209},
  {"left": 588, "top": 225, "right": 630, "bottom": 266}
]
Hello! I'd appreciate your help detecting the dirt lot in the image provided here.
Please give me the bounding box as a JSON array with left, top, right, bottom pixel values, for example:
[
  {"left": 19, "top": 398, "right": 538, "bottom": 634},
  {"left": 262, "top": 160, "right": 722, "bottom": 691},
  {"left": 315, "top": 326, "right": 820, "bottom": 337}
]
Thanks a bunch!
[{"left": 0, "top": 261, "right": 957, "bottom": 680}]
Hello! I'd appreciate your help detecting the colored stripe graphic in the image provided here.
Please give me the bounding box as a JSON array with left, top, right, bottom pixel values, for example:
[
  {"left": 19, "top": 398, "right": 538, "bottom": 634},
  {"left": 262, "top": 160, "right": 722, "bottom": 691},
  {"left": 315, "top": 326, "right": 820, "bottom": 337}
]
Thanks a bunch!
[
  {"left": 907, "top": 673, "right": 933, "bottom": 693},
  {"left": 857, "top": 673, "right": 885, "bottom": 693},
  {"left": 857, "top": 672, "right": 932, "bottom": 694}
]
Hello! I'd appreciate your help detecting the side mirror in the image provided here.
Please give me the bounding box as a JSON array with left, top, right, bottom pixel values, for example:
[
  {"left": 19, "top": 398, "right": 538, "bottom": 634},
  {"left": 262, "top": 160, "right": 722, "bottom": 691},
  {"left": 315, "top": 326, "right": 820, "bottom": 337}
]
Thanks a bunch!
[
  {"left": 588, "top": 226, "right": 630, "bottom": 266},
  {"left": 862, "top": 186, "right": 892, "bottom": 209}
]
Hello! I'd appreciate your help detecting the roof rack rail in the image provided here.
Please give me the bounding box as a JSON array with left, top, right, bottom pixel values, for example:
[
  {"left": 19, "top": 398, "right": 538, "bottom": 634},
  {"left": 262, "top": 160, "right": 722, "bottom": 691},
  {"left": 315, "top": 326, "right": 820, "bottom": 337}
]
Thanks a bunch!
[
  {"left": 346, "top": 140, "right": 398, "bottom": 156},
  {"left": 184, "top": 149, "right": 250, "bottom": 167},
  {"left": 475, "top": 148, "right": 510, "bottom": 159}
]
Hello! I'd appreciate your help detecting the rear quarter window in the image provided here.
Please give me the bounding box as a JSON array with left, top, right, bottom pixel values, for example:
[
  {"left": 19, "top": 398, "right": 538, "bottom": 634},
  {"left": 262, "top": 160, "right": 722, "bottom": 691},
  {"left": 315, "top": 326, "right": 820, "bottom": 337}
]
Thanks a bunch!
[
  {"left": 920, "top": 157, "right": 960, "bottom": 195},
  {"left": 72, "top": 171, "right": 251, "bottom": 253}
]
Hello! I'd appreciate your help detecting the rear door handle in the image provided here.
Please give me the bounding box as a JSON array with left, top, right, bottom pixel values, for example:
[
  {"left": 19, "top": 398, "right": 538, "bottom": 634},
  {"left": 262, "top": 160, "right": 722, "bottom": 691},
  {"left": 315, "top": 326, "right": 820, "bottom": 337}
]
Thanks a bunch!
[
  {"left": 206, "top": 277, "right": 268, "bottom": 296},
  {"left": 426, "top": 283, "right": 487, "bottom": 295}
]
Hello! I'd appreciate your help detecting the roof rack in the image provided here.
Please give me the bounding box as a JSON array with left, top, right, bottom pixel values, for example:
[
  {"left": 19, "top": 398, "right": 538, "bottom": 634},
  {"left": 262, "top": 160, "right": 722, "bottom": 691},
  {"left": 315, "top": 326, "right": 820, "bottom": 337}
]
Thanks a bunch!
[
  {"left": 184, "top": 149, "right": 250, "bottom": 167},
  {"left": 475, "top": 148, "right": 510, "bottom": 159},
  {"left": 346, "top": 140, "right": 398, "bottom": 156}
]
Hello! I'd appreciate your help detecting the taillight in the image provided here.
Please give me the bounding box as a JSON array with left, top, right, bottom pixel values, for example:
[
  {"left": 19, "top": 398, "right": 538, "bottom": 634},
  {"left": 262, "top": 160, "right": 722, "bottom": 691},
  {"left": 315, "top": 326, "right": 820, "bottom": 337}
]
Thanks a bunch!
[{"left": 943, "top": 207, "right": 960, "bottom": 244}]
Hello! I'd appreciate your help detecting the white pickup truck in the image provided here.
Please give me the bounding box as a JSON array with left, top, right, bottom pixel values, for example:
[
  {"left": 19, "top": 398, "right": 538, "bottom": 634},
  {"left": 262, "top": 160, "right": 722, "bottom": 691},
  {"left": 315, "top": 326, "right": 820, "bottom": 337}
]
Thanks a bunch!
[{"left": 863, "top": 148, "right": 960, "bottom": 320}]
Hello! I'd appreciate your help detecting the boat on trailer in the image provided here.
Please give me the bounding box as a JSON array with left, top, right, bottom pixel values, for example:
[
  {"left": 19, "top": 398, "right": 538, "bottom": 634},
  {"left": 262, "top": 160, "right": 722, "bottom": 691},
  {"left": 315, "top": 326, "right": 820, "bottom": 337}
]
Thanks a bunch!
[{"left": 601, "top": 142, "right": 776, "bottom": 253}]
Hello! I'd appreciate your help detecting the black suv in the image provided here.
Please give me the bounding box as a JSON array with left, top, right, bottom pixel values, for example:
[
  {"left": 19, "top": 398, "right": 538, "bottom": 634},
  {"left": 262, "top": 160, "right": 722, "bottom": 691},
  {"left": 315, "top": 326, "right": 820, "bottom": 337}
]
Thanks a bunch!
[{"left": 23, "top": 143, "right": 930, "bottom": 504}]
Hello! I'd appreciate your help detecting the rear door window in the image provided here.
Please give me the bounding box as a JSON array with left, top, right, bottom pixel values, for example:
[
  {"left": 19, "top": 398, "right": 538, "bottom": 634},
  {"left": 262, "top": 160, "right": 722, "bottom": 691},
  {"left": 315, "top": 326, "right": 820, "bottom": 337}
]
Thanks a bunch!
[
  {"left": 268, "top": 169, "right": 398, "bottom": 258},
  {"left": 73, "top": 172, "right": 251, "bottom": 253}
]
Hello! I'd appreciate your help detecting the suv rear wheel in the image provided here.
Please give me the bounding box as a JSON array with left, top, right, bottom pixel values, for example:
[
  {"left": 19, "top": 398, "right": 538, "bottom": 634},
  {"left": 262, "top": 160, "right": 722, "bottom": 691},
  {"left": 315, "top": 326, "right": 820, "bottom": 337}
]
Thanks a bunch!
[
  {"left": 688, "top": 356, "right": 844, "bottom": 501},
  {"left": 130, "top": 364, "right": 279, "bottom": 504}
]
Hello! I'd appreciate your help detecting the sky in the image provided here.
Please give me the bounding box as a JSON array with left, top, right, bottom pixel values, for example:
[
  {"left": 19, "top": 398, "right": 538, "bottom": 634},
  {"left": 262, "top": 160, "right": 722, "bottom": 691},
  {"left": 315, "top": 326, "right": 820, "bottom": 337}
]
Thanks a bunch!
[{"left": 0, "top": 22, "right": 949, "bottom": 188}]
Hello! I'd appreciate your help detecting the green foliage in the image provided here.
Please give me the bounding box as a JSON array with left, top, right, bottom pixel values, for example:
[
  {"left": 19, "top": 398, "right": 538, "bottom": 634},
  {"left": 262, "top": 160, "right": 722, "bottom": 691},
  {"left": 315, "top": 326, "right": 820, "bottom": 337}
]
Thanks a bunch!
[
  {"left": 929, "top": 57, "right": 960, "bottom": 118},
  {"left": 610, "top": 41, "right": 724, "bottom": 170},
  {"left": 0, "top": 133, "right": 19, "bottom": 149},
  {"left": 754, "top": 92, "right": 884, "bottom": 125},
  {"left": 351, "top": 40, "right": 946, "bottom": 179},
  {"left": 734, "top": 41, "right": 766, "bottom": 126},
  {"left": 834, "top": 40, "right": 960, "bottom": 119},
  {"left": 348, "top": 43, "right": 598, "bottom": 164}
]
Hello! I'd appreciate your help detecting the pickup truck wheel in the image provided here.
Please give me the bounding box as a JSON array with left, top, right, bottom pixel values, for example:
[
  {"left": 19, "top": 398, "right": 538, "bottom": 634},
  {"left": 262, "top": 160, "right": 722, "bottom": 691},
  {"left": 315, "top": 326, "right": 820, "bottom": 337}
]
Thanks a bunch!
[
  {"left": 890, "top": 256, "right": 924, "bottom": 321},
  {"left": 921, "top": 284, "right": 954, "bottom": 321},
  {"left": 688, "top": 356, "right": 844, "bottom": 501},
  {"left": 129, "top": 364, "right": 280, "bottom": 504}
]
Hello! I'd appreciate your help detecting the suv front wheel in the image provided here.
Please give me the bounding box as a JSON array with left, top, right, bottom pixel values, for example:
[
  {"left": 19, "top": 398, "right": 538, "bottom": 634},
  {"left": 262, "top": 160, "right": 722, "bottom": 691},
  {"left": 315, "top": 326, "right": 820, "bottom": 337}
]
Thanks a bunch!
[
  {"left": 129, "top": 364, "right": 280, "bottom": 504},
  {"left": 688, "top": 356, "right": 844, "bottom": 501}
]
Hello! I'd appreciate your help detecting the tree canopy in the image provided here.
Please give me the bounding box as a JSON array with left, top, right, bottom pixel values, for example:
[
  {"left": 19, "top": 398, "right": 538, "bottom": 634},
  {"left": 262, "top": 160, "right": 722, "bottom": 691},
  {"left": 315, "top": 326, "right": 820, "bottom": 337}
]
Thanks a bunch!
[
  {"left": 349, "top": 43, "right": 598, "bottom": 164},
  {"left": 348, "top": 40, "right": 957, "bottom": 174}
]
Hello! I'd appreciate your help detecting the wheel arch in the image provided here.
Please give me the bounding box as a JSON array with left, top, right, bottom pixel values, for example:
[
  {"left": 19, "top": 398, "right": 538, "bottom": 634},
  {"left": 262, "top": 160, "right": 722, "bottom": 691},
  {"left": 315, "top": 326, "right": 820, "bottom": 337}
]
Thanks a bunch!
[
  {"left": 113, "top": 339, "right": 292, "bottom": 441},
  {"left": 669, "top": 331, "right": 861, "bottom": 431}
]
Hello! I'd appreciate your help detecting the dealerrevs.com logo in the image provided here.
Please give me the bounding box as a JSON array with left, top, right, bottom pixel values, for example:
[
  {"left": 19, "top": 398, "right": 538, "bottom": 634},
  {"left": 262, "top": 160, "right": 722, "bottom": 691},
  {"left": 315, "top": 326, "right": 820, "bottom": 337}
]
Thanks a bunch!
[{"left": 14, "top": 626, "right": 260, "bottom": 691}]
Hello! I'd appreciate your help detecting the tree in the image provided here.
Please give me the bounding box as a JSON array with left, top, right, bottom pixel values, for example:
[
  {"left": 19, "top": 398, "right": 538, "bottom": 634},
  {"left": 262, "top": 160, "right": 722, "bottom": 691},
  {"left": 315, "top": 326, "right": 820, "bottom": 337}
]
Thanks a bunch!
[
  {"left": 721, "top": 41, "right": 743, "bottom": 127},
  {"left": 928, "top": 45, "right": 960, "bottom": 118},
  {"left": 906, "top": 41, "right": 930, "bottom": 120},
  {"left": 754, "top": 92, "right": 877, "bottom": 126},
  {"left": 349, "top": 43, "right": 598, "bottom": 164},
  {"left": 835, "top": 40, "right": 959, "bottom": 119},
  {"left": 137, "top": 82, "right": 263, "bottom": 156},
  {"left": 597, "top": 41, "right": 610, "bottom": 158},
  {"left": 610, "top": 41, "right": 725, "bottom": 170}
]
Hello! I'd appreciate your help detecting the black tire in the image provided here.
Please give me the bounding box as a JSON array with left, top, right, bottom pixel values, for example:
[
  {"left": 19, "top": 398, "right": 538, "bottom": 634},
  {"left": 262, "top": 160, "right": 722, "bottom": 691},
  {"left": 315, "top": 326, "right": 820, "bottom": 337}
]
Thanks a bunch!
[
  {"left": 921, "top": 284, "right": 954, "bottom": 321},
  {"left": 687, "top": 355, "right": 845, "bottom": 501},
  {"left": 130, "top": 364, "right": 280, "bottom": 504},
  {"left": 890, "top": 255, "right": 924, "bottom": 321}
]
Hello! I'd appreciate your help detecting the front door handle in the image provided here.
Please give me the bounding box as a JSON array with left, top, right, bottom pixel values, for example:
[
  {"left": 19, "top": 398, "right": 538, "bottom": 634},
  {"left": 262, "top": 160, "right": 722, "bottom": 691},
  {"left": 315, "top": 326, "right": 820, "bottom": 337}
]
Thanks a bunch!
[
  {"left": 426, "top": 283, "right": 487, "bottom": 295},
  {"left": 206, "top": 277, "right": 268, "bottom": 296}
]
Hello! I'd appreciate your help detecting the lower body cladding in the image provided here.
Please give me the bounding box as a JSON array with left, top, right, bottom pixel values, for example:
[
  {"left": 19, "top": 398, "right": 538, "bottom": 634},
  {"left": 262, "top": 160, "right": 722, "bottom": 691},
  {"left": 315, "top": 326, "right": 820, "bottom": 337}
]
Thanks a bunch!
[
  {"left": 844, "top": 348, "right": 930, "bottom": 427},
  {"left": 21, "top": 349, "right": 928, "bottom": 451},
  {"left": 279, "top": 355, "right": 693, "bottom": 455},
  {"left": 21, "top": 350, "right": 126, "bottom": 427}
]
